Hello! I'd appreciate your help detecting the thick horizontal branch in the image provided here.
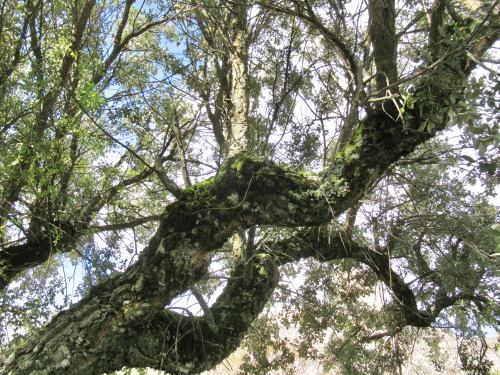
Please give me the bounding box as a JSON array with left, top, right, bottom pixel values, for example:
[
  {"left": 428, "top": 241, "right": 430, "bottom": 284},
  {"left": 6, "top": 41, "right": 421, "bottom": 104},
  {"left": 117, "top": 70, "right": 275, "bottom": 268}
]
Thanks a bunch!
[
  {"left": 266, "top": 229, "right": 431, "bottom": 327},
  {"left": 0, "top": 153, "right": 364, "bottom": 374},
  {"left": 4, "top": 16, "right": 500, "bottom": 370},
  {"left": 0, "top": 151, "right": 448, "bottom": 373},
  {"left": 0, "top": 220, "right": 76, "bottom": 290},
  {"left": 0, "top": 240, "right": 53, "bottom": 291},
  {"left": 267, "top": 228, "right": 490, "bottom": 329}
]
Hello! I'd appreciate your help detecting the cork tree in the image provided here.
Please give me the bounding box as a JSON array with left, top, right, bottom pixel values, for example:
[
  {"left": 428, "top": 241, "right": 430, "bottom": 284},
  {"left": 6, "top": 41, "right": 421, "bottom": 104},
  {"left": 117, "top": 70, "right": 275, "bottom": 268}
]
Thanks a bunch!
[{"left": 0, "top": 0, "right": 499, "bottom": 374}]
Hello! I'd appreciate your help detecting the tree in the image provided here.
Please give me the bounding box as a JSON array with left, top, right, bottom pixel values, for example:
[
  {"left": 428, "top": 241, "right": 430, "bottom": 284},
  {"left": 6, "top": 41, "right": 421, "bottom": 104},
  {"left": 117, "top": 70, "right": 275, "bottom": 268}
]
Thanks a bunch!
[{"left": 0, "top": 0, "right": 499, "bottom": 374}]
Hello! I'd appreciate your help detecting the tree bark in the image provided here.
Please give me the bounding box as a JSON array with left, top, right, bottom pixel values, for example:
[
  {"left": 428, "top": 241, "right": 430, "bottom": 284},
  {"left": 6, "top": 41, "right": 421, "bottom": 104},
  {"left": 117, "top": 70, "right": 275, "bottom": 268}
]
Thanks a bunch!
[
  {"left": 2, "top": 4, "right": 500, "bottom": 375},
  {"left": 0, "top": 101, "right": 463, "bottom": 373},
  {"left": 227, "top": 1, "right": 251, "bottom": 157},
  {"left": 368, "top": 0, "right": 398, "bottom": 94}
]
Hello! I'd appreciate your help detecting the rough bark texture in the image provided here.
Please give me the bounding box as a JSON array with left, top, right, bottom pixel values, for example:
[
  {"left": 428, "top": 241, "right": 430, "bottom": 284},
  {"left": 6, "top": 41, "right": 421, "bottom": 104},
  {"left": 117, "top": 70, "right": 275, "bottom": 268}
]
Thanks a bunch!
[
  {"left": 2, "top": 3, "right": 500, "bottom": 375},
  {"left": 0, "top": 102, "right": 460, "bottom": 374},
  {"left": 369, "top": 0, "right": 398, "bottom": 93}
]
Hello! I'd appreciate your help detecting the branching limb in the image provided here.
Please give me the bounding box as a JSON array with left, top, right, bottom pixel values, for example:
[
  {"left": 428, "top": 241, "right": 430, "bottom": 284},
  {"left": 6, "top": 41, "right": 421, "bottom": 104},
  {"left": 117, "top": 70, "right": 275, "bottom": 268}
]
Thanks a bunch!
[
  {"left": 257, "top": 0, "right": 359, "bottom": 85},
  {"left": 267, "top": 228, "right": 495, "bottom": 329}
]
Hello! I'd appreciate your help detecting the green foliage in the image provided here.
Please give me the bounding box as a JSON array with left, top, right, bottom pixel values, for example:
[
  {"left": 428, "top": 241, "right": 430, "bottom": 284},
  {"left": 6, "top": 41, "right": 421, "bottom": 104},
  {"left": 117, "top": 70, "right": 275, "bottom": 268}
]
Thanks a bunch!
[
  {"left": 1, "top": 0, "right": 500, "bottom": 373},
  {"left": 0, "top": 257, "right": 64, "bottom": 357},
  {"left": 458, "top": 337, "right": 494, "bottom": 375},
  {"left": 239, "top": 317, "right": 295, "bottom": 374}
]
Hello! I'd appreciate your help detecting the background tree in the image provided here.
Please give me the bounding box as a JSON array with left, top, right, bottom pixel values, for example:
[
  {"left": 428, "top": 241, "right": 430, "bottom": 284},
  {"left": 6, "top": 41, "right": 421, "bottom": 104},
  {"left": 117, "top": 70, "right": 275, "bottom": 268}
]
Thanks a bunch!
[{"left": 0, "top": 0, "right": 499, "bottom": 374}]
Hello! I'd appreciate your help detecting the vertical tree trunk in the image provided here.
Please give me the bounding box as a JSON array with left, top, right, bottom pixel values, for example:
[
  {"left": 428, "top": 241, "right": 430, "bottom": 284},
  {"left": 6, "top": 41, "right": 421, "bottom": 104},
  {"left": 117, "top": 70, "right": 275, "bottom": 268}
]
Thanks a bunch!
[
  {"left": 227, "top": 1, "right": 251, "bottom": 157},
  {"left": 368, "top": 0, "right": 397, "bottom": 94}
]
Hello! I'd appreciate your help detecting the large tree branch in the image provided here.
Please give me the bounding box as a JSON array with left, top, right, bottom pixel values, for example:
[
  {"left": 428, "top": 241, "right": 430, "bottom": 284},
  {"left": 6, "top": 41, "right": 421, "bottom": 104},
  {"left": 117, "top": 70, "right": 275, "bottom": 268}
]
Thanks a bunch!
[
  {"left": 3, "top": 9, "right": 500, "bottom": 373},
  {"left": 0, "top": 142, "right": 465, "bottom": 373},
  {"left": 268, "top": 229, "right": 430, "bottom": 327},
  {"left": 0, "top": 169, "right": 155, "bottom": 289},
  {"left": 0, "top": 155, "right": 358, "bottom": 373},
  {"left": 269, "top": 228, "right": 493, "bottom": 329},
  {"left": 2, "top": 255, "right": 277, "bottom": 375}
]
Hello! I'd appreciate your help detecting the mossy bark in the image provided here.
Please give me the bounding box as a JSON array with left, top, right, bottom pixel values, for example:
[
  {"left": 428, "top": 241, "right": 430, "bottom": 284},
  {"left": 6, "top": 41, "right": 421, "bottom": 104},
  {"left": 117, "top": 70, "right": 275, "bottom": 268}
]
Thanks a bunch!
[
  {"left": 1, "top": 113, "right": 449, "bottom": 374},
  {"left": 4, "top": 19, "right": 499, "bottom": 372}
]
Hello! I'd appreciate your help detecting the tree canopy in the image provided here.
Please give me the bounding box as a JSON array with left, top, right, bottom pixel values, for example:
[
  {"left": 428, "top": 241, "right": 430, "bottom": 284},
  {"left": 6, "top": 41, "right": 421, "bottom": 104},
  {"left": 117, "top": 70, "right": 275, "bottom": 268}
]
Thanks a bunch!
[{"left": 0, "top": 0, "right": 499, "bottom": 374}]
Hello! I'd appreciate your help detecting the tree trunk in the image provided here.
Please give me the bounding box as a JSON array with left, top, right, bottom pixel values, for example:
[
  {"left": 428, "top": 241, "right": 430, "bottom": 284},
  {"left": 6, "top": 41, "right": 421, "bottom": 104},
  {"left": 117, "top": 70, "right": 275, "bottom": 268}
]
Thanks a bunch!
[
  {"left": 2, "top": 100, "right": 459, "bottom": 373},
  {"left": 2, "top": 3, "right": 499, "bottom": 374},
  {"left": 227, "top": 2, "right": 251, "bottom": 157}
]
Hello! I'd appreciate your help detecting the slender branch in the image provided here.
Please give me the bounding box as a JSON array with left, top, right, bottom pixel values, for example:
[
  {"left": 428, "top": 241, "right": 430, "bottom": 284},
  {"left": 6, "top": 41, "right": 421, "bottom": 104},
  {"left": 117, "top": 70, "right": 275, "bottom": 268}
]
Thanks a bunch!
[
  {"left": 90, "top": 215, "right": 161, "bottom": 232},
  {"left": 257, "top": 0, "right": 359, "bottom": 84},
  {"left": 190, "top": 285, "right": 216, "bottom": 331},
  {"left": 66, "top": 86, "right": 156, "bottom": 172},
  {"left": 93, "top": 3, "right": 188, "bottom": 85}
]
